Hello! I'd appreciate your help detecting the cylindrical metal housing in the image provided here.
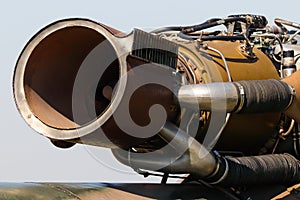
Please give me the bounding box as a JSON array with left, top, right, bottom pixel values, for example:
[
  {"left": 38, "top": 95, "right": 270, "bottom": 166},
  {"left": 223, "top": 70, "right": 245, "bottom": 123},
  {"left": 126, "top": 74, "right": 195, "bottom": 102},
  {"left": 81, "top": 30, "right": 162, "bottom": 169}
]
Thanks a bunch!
[{"left": 14, "top": 18, "right": 283, "bottom": 155}]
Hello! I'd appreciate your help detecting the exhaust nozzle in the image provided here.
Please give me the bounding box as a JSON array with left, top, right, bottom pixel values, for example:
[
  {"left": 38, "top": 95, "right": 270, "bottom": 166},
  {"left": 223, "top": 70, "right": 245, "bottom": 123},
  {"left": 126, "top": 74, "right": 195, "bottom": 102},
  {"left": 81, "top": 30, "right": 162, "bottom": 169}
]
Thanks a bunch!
[{"left": 13, "top": 18, "right": 179, "bottom": 148}]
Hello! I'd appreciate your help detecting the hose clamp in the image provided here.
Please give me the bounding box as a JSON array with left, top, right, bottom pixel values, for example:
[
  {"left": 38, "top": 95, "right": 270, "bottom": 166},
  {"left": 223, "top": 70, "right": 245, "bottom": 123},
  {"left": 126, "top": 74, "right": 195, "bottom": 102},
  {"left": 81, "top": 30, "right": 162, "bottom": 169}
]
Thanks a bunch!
[
  {"left": 233, "top": 82, "right": 245, "bottom": 113},
  {"left": 286, "top": 83, "right": 296, "bottom": 110},
  {"left": 206, "top": 151, "right": 229, "bottom": 185},
  {"left": 209, "top": 157, "right": 229, "bottom": 185}
]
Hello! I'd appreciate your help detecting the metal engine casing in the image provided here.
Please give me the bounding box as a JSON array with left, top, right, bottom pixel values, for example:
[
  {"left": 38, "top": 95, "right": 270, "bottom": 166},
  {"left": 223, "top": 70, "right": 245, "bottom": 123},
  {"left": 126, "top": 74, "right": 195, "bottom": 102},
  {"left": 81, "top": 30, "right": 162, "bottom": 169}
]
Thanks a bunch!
[{"left": 175, "top": 40, "right": 281, "bottom": 154}]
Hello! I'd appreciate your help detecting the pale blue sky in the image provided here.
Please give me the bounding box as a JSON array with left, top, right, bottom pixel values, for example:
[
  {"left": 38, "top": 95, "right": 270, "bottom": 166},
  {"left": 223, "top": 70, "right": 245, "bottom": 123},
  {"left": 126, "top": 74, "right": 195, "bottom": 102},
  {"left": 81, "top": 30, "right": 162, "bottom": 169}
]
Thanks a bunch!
[{"left": 1, "top": 0, "right": 300, "bottom": 182}]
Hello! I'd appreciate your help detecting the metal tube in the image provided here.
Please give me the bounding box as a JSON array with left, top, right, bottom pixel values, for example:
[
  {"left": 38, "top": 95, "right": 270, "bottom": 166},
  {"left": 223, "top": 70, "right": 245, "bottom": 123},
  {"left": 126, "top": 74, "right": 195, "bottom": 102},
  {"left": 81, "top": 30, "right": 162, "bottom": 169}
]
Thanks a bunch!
[
  {"left": 160, "top": 122, "right": 218, "bottom": 177},
  {"left": 112, "top": 122, "right": 218, "bottom": 177},
  {"left": 177, "top": 82, "right": 239, "bottom": 112},
  {"left": 177, "top": 79, "right": 294, "bottom": 114},
  {"left": 113, "top": 122, "right": 300, "bottom": 187},
  {"left": 275, "top": 18, "right": 300, "bottom": 29}
]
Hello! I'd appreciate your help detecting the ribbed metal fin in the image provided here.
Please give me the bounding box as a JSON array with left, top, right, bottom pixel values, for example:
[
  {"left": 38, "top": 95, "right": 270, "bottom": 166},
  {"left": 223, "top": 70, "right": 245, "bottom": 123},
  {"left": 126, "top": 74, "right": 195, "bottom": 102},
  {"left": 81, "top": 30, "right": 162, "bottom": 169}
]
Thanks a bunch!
[{"left": 131, "top": 29, "right": 178, "bottom": 68}]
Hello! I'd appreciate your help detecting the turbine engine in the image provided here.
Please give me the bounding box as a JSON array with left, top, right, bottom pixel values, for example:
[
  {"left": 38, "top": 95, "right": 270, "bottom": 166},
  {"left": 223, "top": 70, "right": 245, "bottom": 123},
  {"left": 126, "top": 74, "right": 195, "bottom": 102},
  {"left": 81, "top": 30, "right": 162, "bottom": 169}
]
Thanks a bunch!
[{"left": 13, "top": 15, "right": 300, "bottom": 188}]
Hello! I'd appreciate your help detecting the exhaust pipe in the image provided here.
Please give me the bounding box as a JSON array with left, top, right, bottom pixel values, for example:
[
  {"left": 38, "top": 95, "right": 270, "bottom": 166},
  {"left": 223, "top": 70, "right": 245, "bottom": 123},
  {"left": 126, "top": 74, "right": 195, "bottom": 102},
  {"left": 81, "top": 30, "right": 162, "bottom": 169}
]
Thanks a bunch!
[{"left": 13, "top": 18, "right": 179, "bottom": 148}]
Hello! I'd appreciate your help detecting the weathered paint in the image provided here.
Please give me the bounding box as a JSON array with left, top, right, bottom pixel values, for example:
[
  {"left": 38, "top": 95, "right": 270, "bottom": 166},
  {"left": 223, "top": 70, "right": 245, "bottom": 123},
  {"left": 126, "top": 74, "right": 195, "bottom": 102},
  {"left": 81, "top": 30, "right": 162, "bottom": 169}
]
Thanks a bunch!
[
  {"left": 0, "top": 182, "right": 236, "bottom": 199},
  {"left": 1, "top": 182, "right": 300, "bottom": 199}
]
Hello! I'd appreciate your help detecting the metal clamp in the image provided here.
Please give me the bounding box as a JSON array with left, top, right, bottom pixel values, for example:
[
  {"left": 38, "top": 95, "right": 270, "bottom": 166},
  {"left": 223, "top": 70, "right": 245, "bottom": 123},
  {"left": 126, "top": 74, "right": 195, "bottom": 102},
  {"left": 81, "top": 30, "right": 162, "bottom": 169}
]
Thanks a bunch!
[
  {"left": 233, "top": 82, "right": 245, "bottom": 113},
  {"left": 285, "top": 82, "right": 296, "bottom": 110}
]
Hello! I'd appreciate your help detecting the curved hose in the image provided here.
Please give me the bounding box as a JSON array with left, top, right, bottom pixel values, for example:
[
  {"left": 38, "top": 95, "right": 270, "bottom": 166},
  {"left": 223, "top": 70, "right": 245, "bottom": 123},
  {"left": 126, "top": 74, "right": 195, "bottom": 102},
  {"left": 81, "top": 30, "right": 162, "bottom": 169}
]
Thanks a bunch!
[
  {"left": 177, "top": 34, "right": 245, "bottom": 41},
  {"left": 181, "top": 17, "right": 246, "bottom": 34},
  {"left": 210, "top": 153, "right": 300, "bottom": 186}
]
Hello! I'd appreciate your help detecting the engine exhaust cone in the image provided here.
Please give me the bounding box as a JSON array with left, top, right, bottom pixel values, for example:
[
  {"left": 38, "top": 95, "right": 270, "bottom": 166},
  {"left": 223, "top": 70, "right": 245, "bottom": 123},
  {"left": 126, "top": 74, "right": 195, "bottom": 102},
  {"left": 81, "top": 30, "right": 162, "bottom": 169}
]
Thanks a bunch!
[
  {"left": 13, "top": 18, "right": 177, "bottom": 148},
  {"left": 13, "top": 19, "right": 132, "bottom": 148}
]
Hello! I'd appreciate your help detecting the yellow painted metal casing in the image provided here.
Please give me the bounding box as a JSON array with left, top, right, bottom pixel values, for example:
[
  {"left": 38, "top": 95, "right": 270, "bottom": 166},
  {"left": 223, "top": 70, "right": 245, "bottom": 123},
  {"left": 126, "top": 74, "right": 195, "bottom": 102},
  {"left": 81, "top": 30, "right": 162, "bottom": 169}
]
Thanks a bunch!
[{"left": 179, "top": 40, "right": 280, "bottom": 155}]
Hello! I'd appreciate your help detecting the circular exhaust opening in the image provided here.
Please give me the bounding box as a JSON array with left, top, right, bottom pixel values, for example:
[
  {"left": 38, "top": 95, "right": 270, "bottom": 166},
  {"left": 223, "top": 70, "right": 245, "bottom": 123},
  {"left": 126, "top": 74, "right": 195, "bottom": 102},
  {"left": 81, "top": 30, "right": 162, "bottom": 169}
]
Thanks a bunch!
[{"left": 15, "top": 20, "right": 121, "bottom": 131}]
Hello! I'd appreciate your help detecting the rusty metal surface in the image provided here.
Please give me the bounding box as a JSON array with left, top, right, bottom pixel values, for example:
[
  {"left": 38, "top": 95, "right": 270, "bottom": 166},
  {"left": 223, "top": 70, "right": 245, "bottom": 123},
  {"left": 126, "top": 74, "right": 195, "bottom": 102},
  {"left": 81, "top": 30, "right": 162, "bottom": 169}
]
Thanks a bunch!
[
  {"left": 1, "top": 182, "right": 300, "bottom": 199},
  {"left": 0, "top": 182, "right": 236, "bottom": 200},
  {"left": 14, "top": 18, "right": 180, "bottom": 149}
]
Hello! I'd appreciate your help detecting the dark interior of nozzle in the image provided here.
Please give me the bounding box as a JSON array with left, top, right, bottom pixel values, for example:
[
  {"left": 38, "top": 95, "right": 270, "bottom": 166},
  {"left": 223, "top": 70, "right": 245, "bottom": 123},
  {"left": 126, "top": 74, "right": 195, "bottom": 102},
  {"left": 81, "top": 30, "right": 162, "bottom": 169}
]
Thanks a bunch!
[{"left": 24, "top": 26, "right": 119, "bottom": 129}]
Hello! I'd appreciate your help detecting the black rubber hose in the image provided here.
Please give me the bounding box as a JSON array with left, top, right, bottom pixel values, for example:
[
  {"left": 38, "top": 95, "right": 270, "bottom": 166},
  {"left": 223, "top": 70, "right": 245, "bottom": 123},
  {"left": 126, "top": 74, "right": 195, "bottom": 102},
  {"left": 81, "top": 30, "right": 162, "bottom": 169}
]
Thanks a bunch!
[
  {"left": 150, "top": 18, "right": 222, "bottom": 34},
  {"left": 182, "top": 17, "right": 246, "bottom": 34},
  {"left": 237, "top": 79, "right": 293, "bottom": 113},
  {"left": 225, "top": 154, "right": 300, "bottom": 186},
  {"left": 207, "top": 154, "right": 300, "bottom": 186},
  {"left": 177, "top": 33, "right": 245, "bottom": 41},
  {"left": 293, "top": 123, "right": 300, "bottom": 158}
]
